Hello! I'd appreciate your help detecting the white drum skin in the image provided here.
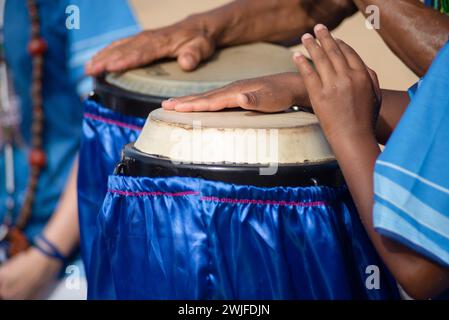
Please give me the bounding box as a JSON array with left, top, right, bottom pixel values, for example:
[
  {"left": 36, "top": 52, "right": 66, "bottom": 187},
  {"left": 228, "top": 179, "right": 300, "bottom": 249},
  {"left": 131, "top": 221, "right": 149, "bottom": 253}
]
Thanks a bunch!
[
  {"left": 134, "top": 109, "right": 335, "bottom": 165},
  {"left": 105, "top": 43, "right": 298, "bottom": 98}
]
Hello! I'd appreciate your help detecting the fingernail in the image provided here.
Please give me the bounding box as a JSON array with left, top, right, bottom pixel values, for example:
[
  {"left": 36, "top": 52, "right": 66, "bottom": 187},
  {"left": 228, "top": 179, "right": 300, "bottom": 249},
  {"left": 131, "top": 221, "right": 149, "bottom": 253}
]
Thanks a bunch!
[
  {"left": 162, "top": 98, "right": 174, "bottom": 106},
  {"left": 293, "top": 52, "right": 303, "bottom": 60},
  {"left": 302, "top": 33, "right": 313, "bottom": 41},
  {"left": 314, "top": 24, "right": 327, "bottom": 32},
  {"left": 182, "top": 54, "right": 196, "bottom": 69}
]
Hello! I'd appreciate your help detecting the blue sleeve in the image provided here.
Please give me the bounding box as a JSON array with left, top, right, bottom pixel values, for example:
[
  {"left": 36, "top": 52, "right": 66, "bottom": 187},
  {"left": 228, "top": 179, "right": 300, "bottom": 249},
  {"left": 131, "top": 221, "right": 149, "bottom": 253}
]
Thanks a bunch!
[
  {"left": 407, "top": 80, "right": 422, "bottom": 100},
  {"left": 373, "top": 42, "right": 449, "bottom": 267}
]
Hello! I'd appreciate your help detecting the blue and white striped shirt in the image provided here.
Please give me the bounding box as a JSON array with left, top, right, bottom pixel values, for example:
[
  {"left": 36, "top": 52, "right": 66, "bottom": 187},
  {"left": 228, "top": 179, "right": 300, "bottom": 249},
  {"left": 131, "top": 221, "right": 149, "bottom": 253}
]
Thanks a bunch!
[{"left": 373, "top": 42, "right": 449, "bottom": 268}]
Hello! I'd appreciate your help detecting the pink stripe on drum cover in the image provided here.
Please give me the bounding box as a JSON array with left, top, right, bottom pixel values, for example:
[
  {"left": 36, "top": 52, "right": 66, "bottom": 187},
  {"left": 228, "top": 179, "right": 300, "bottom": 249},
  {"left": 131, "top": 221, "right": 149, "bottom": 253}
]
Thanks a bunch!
[
  {"left": 84, "top": 112, "right": 143, "bottom": 131},
  {"left": 108, "top": 189, "right": 200, "bottom": 197},
  {"left": 200, "top": 196, "right": 329, "bottom": 207},
  {"left": 108, "top": 189, "right": 329, "bottom": 207}
]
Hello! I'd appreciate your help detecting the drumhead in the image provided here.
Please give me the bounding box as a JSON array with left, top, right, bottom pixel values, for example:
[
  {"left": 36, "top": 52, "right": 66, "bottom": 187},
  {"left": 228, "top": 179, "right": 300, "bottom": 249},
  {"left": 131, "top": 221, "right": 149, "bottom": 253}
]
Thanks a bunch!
[
  {"left": 94, "top": 43, "right": 297, "bottom": 117},
  {"left": 134, "top": 108, "right": 336, "bottom": 165}
]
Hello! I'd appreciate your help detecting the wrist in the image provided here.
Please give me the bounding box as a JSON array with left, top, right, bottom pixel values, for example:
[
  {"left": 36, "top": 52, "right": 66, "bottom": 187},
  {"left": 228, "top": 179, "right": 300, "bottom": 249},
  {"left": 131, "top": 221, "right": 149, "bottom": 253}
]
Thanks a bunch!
[
  {"left": 326, "top": 126, "right": 377, "bottom": 147},
  {"left": 32, "top": 233, "right": 70, "bottom": 264},
  {"left": 183, "top": 7, "right": 237, "bottom": 47},
  {"left": 29, "top": 246, "right": 62, "bottom": 272}
]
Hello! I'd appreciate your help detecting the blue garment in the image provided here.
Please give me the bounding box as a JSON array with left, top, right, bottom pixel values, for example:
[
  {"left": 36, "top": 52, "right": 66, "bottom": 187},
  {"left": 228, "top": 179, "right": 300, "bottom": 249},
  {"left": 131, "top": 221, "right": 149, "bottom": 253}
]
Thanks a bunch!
[
  {"left": 78, "top": 99, "right": 145, "bottom": 273},
  {"left": 66, "top": 0, "right": 142, "bottom": 274},
  {"left": 374, "top": 42, "right": 449, "bottom": 268},
  {"left": 88, "top": 175, "right": 400, "bottom": 300},
  {"left": 68, "top": 0, "right": 140, "bottom": 96},
  {"left": 1, "top": 0, "right": 82, "bottom": 240}
]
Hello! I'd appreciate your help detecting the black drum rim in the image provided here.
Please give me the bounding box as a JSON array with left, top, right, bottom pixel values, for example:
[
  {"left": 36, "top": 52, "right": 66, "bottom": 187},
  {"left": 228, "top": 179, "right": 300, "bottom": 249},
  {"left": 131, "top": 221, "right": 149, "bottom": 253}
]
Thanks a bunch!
[
  {"left": 117, "top": 144, "right": 345, "bottom": 188},
  {"left": 91, "top": 76, "right": 169, "bottom": 118}
]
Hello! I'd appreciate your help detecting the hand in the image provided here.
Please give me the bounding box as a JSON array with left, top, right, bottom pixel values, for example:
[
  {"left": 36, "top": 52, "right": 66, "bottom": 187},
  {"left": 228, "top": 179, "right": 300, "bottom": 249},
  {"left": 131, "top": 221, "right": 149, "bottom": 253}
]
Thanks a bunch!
[
  {"left": 162, "top": 72, "right": 310, "bottom": 113},
  {"left": 0, "top": 247, "right": 62, "bottom": 300},
  {"left": 86, "top": 17, "right": 217, "bottom": 76},
  {"left": 86, "top": 0, "right": 357, "bottom": 77},
  {"left": 293, "top": 24, "right": 381, "bottom": 141}
]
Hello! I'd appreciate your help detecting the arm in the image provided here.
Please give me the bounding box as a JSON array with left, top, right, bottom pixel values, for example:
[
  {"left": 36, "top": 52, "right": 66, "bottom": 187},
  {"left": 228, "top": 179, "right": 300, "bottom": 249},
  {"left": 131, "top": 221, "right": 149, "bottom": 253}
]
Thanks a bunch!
[
  {"left": 204, "top": 0, "right": 357, "bottom": 46},
  {"left": 329, "top": 129, "right": 449, "bottom": 299},
  {"left": 0, "top": 159, "right": 80, "bottom": 299},
  {"left": 376, "top": 89, "right": 409, "bottom": 144},
  {"left": 86, "top": 0, "right": 356, "bottom": 75},
  {"left": 294, "top": 24, "right": 449, "bottom": 299},
  {"left": 353, "top": 0, "right": 449, "bottom": 76},
  {"left": 40, "top": 158, "right": 80, "bottom": 258}
]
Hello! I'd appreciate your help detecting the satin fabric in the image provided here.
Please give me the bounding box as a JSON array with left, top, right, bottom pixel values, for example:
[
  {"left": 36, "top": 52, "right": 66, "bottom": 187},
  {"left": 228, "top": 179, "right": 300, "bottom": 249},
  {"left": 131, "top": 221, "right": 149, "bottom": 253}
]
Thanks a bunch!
[
  {"left": 88, "top": 175, "right": 399, "bottom": 300},
  {"left": 78, "top": 99, "right": 145, "bottom": 275}
]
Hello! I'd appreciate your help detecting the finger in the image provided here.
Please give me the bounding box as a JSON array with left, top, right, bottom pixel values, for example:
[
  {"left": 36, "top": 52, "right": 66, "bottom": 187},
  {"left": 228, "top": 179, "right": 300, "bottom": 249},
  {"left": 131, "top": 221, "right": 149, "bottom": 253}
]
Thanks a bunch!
[
  {"left": 86, "top": 38, "right": 134, "bottom": 75},
  {"left": 301, "top": 33, "right": 336, "bottom": 84},
  {"left": 162, "top": 95, "right": 203, "bottom": 110},
  {"left": 367, "top": 67, "right": 382, "bottom": 102},
  {"left": 176, "top": 37, "right": 215, "bottom": 71},
  {"left": 91, "top": 39, "right": 132, "bottom": 64},
  {"left": 104, "top": 50, "right": 150, "bottom": 73},
  {"left": 335, "top": 39, "right": 366, "bottom": 71},
  {"left": 173, "top": 91, "right": 241, "bottom": 112},
  {"left": 313, "top": 24, "right": 349, "bottom": 72},
  {"left": 162, "top": 84, "right": 238, "bottom": 110},
  {"left": 293, "top": 52, "right": 322, "bottom": 96},
  {"left": 86, "top": 48, "right": 127, "bottom": 75},
  {"left": 238, "top": 87, "right": 292, "bottom": 113}
]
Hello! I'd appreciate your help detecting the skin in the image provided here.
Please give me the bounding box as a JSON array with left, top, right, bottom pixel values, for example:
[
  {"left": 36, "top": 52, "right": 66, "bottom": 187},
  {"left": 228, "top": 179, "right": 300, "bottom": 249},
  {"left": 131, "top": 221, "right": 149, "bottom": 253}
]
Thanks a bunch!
[
  {"left": 162, "top": 75, "right": 408, "bottom": 145},
  {"left": 86, "top": 0, "right": 449, "bottom": 77},
  {"left": 353, "top": 0, "right": 449, "bottom": 77},
  {"left": 293, "top": 24, "right": 449, "bottom": 300},
  {"left": 85, "top": 0, "right": 356, "bottom": 75},
  {"left": 0, "top": 161, "right": 80, "bottom": 300}
]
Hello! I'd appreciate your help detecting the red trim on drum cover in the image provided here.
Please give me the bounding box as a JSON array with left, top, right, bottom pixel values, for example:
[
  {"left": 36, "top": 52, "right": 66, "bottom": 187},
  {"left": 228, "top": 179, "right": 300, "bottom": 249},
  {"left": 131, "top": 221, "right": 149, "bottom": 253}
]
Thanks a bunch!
[
  {"left": 84, "top": 112, "right": 143, "bottom": 131},
  {"left": 108, "top": 189, "right": 200, "bottom": 197},
  {"left": 108, "top": 189, "right": 328, "bottom": 207},
  {"left": 200, "top": 196, "right": 329, "bottom": 207}
]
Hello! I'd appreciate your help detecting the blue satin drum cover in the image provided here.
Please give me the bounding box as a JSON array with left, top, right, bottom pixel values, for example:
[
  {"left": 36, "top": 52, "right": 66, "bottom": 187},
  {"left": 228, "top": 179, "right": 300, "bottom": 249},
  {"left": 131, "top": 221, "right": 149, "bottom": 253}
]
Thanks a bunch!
[
  {"left": 88, "top": 108, "right": 400, "bottom": 300},
  {"left": 78, "top": 43, "right": 299, "bottom": 274}
]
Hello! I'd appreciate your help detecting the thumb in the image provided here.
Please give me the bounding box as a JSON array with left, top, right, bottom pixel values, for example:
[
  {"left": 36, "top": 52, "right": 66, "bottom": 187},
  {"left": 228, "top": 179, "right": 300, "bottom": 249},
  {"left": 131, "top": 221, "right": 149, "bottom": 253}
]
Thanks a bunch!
[{"left": 177, "top": 37, "right": 215, "bottom": 71}]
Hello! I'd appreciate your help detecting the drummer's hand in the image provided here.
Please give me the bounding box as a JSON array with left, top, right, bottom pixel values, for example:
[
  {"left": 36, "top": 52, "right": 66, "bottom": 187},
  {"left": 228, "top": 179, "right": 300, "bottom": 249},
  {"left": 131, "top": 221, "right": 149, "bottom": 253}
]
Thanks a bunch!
[
  {"left": 293, "top": 24, "right": 381, "bottom": 141},
  {"left": 86, "top": 18, "right": 216, "bottom": 76},
  {"left": 0, "top": 247, "right": 62, "bottom": 300},
  {"left": 161, "top": 73, "right": 310, "bottom": 113}
]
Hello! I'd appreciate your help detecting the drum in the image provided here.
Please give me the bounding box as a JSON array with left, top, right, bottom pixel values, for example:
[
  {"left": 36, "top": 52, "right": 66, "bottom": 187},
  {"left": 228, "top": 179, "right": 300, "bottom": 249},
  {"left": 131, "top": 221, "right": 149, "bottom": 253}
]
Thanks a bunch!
[
  {"left": 78, "top": 43, "right": 298, "bottom": 275},
  {"left": 87, "top": 109, "right": 400, "bottom": 300}
]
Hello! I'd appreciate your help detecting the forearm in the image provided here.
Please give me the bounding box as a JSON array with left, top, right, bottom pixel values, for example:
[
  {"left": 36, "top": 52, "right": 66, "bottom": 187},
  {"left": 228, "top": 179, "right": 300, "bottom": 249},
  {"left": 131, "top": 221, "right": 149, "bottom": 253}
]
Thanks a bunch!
[
  {"left": 330, "top": 133, "right": 449, "bottom": 299},
  {"left": 376, "top": 89, "right": 410, "bottom": 144},
  {"left": 41, "top": 158, "right": 80, "bottom": 257},
  {"left": 191, "top": 0, "right": 356, "bottom": 46},
  {"left": 353, "top": 0, "right": 449, "bottom": 76}
]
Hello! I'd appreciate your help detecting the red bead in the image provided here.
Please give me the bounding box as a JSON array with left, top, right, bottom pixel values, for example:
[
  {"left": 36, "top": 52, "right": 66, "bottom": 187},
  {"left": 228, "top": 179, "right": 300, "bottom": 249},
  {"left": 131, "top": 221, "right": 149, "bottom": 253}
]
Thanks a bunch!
[
  {"left": 28, "top": 38, "right": 47, "bottom": 56},
  {"left": 29, "top": 148, "right": 47, "bottom": 168}
]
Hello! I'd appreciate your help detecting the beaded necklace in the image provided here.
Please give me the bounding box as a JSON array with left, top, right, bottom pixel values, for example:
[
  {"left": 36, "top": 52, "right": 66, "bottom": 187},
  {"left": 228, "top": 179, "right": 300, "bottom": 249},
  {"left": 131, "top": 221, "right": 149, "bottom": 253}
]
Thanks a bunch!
[{"left": 0, "top": 0, "right": 47, "bottom": 260}]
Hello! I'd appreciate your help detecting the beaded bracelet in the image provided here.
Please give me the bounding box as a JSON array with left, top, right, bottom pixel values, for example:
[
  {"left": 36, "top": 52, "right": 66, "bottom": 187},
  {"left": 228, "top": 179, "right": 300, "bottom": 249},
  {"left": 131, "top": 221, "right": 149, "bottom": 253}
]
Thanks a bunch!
[{"left": 32, "top": 234, "right": 67, "bottom": 263}]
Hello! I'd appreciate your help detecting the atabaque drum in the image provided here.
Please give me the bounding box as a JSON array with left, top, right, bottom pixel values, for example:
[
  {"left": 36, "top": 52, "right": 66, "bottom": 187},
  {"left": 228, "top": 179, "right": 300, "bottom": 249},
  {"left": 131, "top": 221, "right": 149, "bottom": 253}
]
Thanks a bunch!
[
  {"left": 78, "top": 43, "right": 298, "bottom": 275},
  {"left": 88, "top": 108, "right": 400, "bottom": 300}
]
